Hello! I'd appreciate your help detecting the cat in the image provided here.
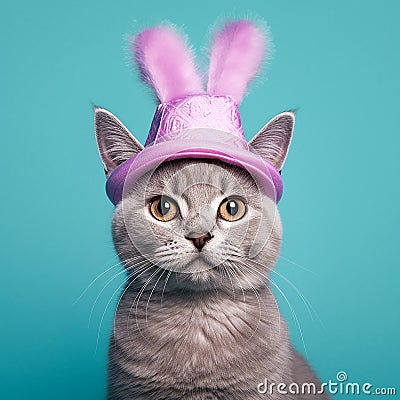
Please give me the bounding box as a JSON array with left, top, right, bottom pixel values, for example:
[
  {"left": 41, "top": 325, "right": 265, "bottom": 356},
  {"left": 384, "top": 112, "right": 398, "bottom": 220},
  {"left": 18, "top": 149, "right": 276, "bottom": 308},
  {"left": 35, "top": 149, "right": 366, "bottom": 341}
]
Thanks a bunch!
[
  {"left": 93, "top": 19, "right": 330, "bottom": 400},
  {"left": 94, "top": 109, "right": 330, "bottom": 399}
]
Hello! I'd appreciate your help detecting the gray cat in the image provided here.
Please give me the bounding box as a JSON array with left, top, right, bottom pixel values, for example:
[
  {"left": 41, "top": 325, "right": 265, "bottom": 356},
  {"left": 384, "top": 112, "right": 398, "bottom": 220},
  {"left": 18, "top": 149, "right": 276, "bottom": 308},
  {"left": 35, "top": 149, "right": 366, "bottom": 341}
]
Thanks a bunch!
[
  {"left": 93, "top": 19, "right": 330, "bottom": 400},
  {"left": 94, "top": 109, "right": 330, "bottom": 399}
]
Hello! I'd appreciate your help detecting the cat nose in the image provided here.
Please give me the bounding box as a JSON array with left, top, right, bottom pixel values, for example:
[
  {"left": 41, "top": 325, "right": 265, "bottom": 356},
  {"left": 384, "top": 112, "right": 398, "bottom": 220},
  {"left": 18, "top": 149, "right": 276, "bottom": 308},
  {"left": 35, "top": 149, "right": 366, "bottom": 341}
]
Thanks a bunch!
[{"left": 185, "top": 232, "right": 213, "bottom": 251}]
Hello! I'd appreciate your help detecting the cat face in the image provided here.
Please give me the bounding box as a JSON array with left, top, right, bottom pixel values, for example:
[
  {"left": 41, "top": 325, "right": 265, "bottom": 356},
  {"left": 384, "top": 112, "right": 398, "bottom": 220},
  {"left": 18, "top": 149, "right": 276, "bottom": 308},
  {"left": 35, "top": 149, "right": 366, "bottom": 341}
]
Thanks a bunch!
[
  {"left": 94, "top": 108, "right": 294, "bottom": 293},
  {"left": 112, "top": 158, "right": 281, "bottom": 292}
]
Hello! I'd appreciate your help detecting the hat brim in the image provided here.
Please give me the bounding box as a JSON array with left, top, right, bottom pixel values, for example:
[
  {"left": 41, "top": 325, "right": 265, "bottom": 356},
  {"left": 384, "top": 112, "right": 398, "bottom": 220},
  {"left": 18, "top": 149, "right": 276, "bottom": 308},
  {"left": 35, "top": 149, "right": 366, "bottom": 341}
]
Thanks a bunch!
[{"left": 106, "top": 131, "right": 282, "bottom": 205}]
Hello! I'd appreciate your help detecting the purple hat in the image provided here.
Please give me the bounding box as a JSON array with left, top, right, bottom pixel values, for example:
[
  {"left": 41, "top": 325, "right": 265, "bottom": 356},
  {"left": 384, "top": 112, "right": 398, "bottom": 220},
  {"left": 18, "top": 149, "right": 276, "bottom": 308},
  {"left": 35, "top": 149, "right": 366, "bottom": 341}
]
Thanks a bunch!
[{"left": 98, "top": 21, "right": 294, "bottom": 206}]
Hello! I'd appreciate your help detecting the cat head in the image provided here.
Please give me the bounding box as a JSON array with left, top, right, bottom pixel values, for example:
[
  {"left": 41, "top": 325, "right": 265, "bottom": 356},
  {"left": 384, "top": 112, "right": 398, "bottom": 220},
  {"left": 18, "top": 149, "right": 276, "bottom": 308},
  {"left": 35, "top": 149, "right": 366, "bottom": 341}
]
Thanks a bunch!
[
  {"left": 94, "top": 20, "right": 295, "bottom": 292},
  {"left": 95, "top": 109, "right": 294, "bottom": 292}
]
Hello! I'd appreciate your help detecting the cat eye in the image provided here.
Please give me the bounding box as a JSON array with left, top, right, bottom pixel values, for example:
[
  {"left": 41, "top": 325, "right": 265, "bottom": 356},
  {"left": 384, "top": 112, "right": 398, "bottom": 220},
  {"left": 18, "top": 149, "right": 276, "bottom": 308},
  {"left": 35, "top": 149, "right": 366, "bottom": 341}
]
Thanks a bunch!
[
  {"left": 149, "top": 196, "right": 179, "bottom": 222},
  {"left": 218, "top": 198, "right": 246, "bottom": 222}
]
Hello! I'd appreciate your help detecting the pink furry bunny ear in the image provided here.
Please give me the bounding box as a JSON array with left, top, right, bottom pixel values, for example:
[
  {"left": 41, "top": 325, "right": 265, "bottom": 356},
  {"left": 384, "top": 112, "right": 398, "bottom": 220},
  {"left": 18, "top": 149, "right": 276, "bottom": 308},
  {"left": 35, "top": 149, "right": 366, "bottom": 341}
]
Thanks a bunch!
[
  {"left": 207, "top": 20, "right": 266, "bottom": 104},
  {"left": 133, "top": 25, "right": 204, "bottom": 103}
]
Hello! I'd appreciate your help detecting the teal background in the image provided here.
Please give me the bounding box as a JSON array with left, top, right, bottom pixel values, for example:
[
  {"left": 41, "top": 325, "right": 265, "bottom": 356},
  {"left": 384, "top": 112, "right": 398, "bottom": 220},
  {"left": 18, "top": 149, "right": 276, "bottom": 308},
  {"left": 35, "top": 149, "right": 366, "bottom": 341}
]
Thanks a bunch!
[{"left": 1, "top": 0, "right": 399, "bottom": 398}]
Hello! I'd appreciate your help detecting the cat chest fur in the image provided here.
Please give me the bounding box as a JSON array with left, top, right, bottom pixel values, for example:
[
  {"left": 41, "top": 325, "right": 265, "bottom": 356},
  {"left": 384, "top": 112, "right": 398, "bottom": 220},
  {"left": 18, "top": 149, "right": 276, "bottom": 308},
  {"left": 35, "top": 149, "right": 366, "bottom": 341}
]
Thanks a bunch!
[{"left": 110, "top": 288, "right": 292, "bottom": 392}]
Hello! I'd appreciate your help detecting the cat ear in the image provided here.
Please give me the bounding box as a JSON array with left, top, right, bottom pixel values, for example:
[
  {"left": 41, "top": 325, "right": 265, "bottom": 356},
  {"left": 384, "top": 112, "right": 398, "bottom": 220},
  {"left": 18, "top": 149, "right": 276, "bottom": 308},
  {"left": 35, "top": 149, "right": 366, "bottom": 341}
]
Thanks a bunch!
[
  {"left": 248, "top": 111, "right": 295, "bottom": 171},
  {"left": 94, "top": 107, "right": 143, "bottom": 176}
]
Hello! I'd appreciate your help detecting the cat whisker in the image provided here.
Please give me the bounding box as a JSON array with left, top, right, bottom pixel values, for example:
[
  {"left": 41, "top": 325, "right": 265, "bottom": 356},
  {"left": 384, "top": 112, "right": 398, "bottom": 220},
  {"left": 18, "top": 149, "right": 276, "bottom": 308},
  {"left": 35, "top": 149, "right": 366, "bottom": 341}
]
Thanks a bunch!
[
  {"left": 145, "top": 268, "right": 166, "bottom": 322},
  {"left": 235, "top": 259, "right": 307, "bottom": 356},
  {"left": 74, "top": 257, "right": 132, "bottom": 305},
  {"left": 95, "top": 271, "right": 134, "bottom": 354},
  {"left": 96, "top": 261, "right": 158, "bottom": 353},
  {"left": 278, "top": 253, "right": 319, "bottom": 276},
  {"left": 127, "top": 266, "right": 162, "bottom": 342},
  {"left": 75, "top": 252, "right": 157, "bottom": 306},
  {"left": 112, "top": 262, "right": 158, "bottom": 339},
  {"left": 218, "top": 264, "right": 236, "bottom": 301},
  {"left": 228, "top": 258, "right": 282, "bottom": 331},
  {"left": 160, "top": 269, "right": 172, "bottom": 304},
  {"left": 89, "top": 259, "right": 154, "bottom": 327},
  {"left": 224, "top": 263, "right": 247, "bottom": 316},
  {"left": 227, "top": 261, "right": 263, "bottom": 340},
  {"left": 233, "top": 253, "right": 319, "bottom": 325}
]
